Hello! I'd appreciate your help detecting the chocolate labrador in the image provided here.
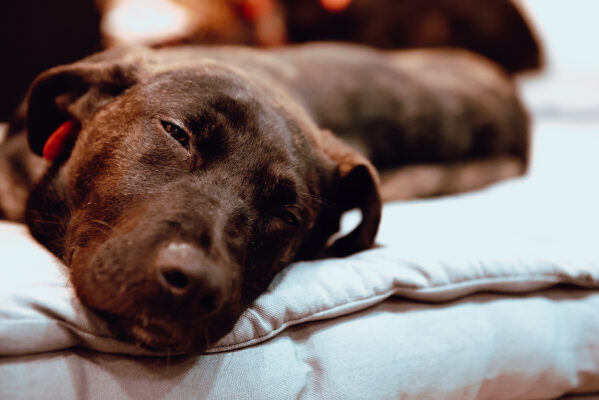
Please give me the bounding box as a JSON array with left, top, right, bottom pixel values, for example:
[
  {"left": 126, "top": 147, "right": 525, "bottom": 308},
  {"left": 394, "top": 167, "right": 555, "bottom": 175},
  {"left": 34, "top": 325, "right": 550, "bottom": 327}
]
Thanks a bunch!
[{"left": 0, "top": 43, "right": 529, "bottom": 352}]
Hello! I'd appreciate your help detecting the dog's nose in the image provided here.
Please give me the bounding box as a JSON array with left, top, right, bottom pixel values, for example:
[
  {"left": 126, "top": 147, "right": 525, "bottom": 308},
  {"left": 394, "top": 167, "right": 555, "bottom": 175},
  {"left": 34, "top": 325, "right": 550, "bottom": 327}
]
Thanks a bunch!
[{"left": 154, "top": 242, "right": 227, "bottom": 313}]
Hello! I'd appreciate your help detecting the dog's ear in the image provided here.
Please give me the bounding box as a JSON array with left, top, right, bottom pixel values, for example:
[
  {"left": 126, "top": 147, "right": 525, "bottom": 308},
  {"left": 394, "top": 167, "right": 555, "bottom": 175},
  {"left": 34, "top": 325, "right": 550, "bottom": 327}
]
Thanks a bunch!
[
  {"left": 26, "top": 52, "right": 142, "bottom": 158},
  {"left": 316, "top": 129, "right": 382, "bottom": 258}
]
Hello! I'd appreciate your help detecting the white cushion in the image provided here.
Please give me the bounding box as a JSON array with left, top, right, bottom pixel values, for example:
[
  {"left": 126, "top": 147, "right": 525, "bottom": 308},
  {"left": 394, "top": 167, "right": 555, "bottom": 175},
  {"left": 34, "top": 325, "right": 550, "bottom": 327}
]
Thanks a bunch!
[{"left": 1, "top": 122, "right": 599, "bottom": 356}]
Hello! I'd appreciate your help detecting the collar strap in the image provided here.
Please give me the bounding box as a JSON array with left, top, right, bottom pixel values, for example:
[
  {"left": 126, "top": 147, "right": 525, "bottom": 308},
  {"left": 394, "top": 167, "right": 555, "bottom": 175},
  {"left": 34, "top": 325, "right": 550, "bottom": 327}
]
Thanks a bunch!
[{"left": 42, "top": 119, "right": 79, "bottom": 161}]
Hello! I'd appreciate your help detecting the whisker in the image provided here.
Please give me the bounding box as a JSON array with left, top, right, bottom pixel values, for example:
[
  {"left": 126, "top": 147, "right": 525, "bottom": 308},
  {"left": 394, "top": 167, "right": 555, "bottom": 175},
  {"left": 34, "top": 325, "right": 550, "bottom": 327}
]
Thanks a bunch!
[
  {"left": 90, "top": 219, "right": 117, "bottom": 234},
  {"left": 204, "top": 328, "right": 211, "bottom": 348},
  {"left": 297, "top": 191, "right": 332, "bottom": 207},
  {"left": 165, "top": 346, "right": 171, "bottom": 366},
  {"left": 25, "top": 218, "right": 64, "bottom": 226}
]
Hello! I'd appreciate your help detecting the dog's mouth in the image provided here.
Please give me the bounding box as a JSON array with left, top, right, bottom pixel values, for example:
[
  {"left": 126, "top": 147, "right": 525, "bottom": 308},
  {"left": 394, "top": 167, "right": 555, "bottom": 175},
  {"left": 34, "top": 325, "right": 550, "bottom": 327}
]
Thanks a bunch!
[
  {"left": 130, "top": 320, "right": 183, "bottom": 351},
  {"left": 96, "top": 300, "right": 242, "bottom": 354},
  {"left": 100, "top": 312, "right": 214, "bottom": 354}
]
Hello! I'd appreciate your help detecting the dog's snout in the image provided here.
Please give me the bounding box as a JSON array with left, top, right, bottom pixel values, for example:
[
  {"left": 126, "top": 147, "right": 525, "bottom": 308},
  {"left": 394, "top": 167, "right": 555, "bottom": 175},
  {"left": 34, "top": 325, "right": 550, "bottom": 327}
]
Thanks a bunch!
[{"left": 155, "top": 242, "right": 227, "bottom": 313}]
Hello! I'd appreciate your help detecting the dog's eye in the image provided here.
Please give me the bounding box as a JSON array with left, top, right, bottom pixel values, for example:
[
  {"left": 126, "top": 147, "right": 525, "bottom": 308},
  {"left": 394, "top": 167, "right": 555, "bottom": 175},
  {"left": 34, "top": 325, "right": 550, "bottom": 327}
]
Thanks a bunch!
[
  {"left": 279, "top": 206, "right": 301, "bottom": 227},
  {"left": 161, "top": 121, "right": 189, "bottom": 149}
]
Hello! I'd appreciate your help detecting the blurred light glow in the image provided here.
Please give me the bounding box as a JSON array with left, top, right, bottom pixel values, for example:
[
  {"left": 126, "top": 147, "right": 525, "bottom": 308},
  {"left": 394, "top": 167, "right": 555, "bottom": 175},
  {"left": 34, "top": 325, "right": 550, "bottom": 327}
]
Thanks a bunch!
[
  {"left": 102, "top": 0, "right": 194, "bottom": 45},
  {"left": 319, "top": 0, "right": 352, "bottom": 13}
]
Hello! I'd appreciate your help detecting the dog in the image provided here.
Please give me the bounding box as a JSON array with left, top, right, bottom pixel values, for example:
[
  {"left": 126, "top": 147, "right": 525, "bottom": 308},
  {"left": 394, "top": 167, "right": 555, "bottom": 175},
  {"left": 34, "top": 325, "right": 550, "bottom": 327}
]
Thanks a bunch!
[
  {"left": 0, "top": 43, "right": 529, "bottom": 352},
  {"left": 97, "top": 0, "right": 542, "bottom": 75}
]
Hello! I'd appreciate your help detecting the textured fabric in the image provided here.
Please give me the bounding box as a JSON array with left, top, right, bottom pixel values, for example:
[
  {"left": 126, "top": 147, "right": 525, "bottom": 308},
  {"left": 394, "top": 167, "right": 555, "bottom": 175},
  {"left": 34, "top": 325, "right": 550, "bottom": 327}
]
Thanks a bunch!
[
  {"left": 2, "top": 123, "right": 599, "bottom": 359},
  {"left": 2, "top": 288, "right": 599, "bottom": 400}
]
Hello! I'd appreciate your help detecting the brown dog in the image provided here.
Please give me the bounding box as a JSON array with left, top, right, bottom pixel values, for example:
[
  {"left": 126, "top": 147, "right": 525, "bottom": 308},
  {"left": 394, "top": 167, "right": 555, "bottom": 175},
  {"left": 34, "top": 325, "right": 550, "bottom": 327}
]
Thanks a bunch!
[{"left": 1, "top": 43, "right": 529, "bottom": 352}]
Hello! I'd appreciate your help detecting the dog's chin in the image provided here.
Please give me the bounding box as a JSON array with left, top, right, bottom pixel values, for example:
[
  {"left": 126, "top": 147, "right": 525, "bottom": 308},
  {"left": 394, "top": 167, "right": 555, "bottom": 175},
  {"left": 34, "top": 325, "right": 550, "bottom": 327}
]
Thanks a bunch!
[
  {"left": 128, "top": 321, "right": 205, "bottom": 354},
  {"left": 102, "top": 313, "right": 220, "bottom": 354}
]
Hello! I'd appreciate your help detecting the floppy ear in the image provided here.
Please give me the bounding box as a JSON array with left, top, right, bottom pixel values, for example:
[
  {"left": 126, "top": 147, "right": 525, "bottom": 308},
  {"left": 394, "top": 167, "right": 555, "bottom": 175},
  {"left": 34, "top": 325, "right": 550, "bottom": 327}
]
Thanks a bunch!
[
  {"left": 26, "top": 51, "right": 142, "bottom": 159},
  {"left": 316, "top": 129, "right": 382, "bottom": 258}
]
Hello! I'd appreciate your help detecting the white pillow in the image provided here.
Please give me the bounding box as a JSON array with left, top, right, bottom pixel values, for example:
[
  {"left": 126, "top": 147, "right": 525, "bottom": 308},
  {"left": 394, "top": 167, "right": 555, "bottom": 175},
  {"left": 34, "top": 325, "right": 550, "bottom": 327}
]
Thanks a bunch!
[{"left": 1, "top": 122, "right": 599, "bottom": 356}]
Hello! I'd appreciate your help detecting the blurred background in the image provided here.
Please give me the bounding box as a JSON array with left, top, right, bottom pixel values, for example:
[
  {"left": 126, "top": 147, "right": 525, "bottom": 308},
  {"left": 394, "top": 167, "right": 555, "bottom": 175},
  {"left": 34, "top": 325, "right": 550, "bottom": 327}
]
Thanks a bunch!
[{"left": 0, "top": 0, "right": 597, "bottom": 123}]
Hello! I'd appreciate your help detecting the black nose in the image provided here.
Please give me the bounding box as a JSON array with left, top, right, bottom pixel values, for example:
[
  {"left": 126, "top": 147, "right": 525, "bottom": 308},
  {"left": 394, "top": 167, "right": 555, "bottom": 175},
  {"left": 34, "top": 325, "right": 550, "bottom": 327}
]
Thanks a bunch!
[{"left": 155, "top": 242, "right": 227, "bottom": 313}]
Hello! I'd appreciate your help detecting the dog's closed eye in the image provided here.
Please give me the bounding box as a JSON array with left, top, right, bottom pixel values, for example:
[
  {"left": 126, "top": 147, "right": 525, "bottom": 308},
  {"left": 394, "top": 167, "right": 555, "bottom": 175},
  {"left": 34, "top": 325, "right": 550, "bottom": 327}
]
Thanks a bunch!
[
  {"left": 278, "top": 205, "right": 301, "bottom": 227},
  {"left": 161, "top": 120, "right": 189, "bottom": 150},
  {"left": 259, "top": 179, "right": 302, "bottom": 228},
  {"left": 262, "top": 206, "right": 302, "bottom": 235}
]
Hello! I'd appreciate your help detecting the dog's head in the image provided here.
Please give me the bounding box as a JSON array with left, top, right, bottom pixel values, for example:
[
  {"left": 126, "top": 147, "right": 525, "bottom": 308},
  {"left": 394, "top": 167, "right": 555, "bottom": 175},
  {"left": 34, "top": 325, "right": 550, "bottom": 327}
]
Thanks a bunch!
[{"left": 24, "top": 47, "right": 381, "bottom": 352}]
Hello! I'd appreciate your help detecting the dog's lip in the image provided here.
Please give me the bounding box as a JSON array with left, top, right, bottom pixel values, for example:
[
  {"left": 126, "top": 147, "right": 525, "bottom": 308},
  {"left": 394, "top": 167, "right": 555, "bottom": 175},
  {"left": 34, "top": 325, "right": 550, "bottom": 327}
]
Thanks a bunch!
[
  {"left": 108, "top": 313, "right": 210, "bottom": 353},
  {"left": 129, "top": 321, "right": 181, "bottom": 349},
  {"left": 135, "top": 318, "right": 173, "bottom": 338}
]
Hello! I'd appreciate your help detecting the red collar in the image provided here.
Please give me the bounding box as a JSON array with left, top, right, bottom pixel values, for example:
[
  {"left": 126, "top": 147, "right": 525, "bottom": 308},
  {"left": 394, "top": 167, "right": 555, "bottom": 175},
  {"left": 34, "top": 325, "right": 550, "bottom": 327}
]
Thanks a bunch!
[{"left": 42, "top": 119, "right": 79, "bottom": 161}]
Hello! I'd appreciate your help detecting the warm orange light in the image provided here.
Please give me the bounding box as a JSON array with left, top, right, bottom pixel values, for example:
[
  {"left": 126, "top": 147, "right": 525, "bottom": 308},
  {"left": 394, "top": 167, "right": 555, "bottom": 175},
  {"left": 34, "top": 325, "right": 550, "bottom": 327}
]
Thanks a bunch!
[
  {"left": 319, "top": 0, "right": 352, "bottom": 13},
  {"left": 240, "top": 0, "right": 274, "bottom": 22}
]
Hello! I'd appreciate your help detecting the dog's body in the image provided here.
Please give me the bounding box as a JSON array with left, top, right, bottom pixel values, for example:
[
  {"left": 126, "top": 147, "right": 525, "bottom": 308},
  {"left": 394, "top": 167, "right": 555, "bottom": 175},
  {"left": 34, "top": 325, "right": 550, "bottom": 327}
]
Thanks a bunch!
[{"left": 0, "top": 43, "right": 529, "bottom": 352}]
